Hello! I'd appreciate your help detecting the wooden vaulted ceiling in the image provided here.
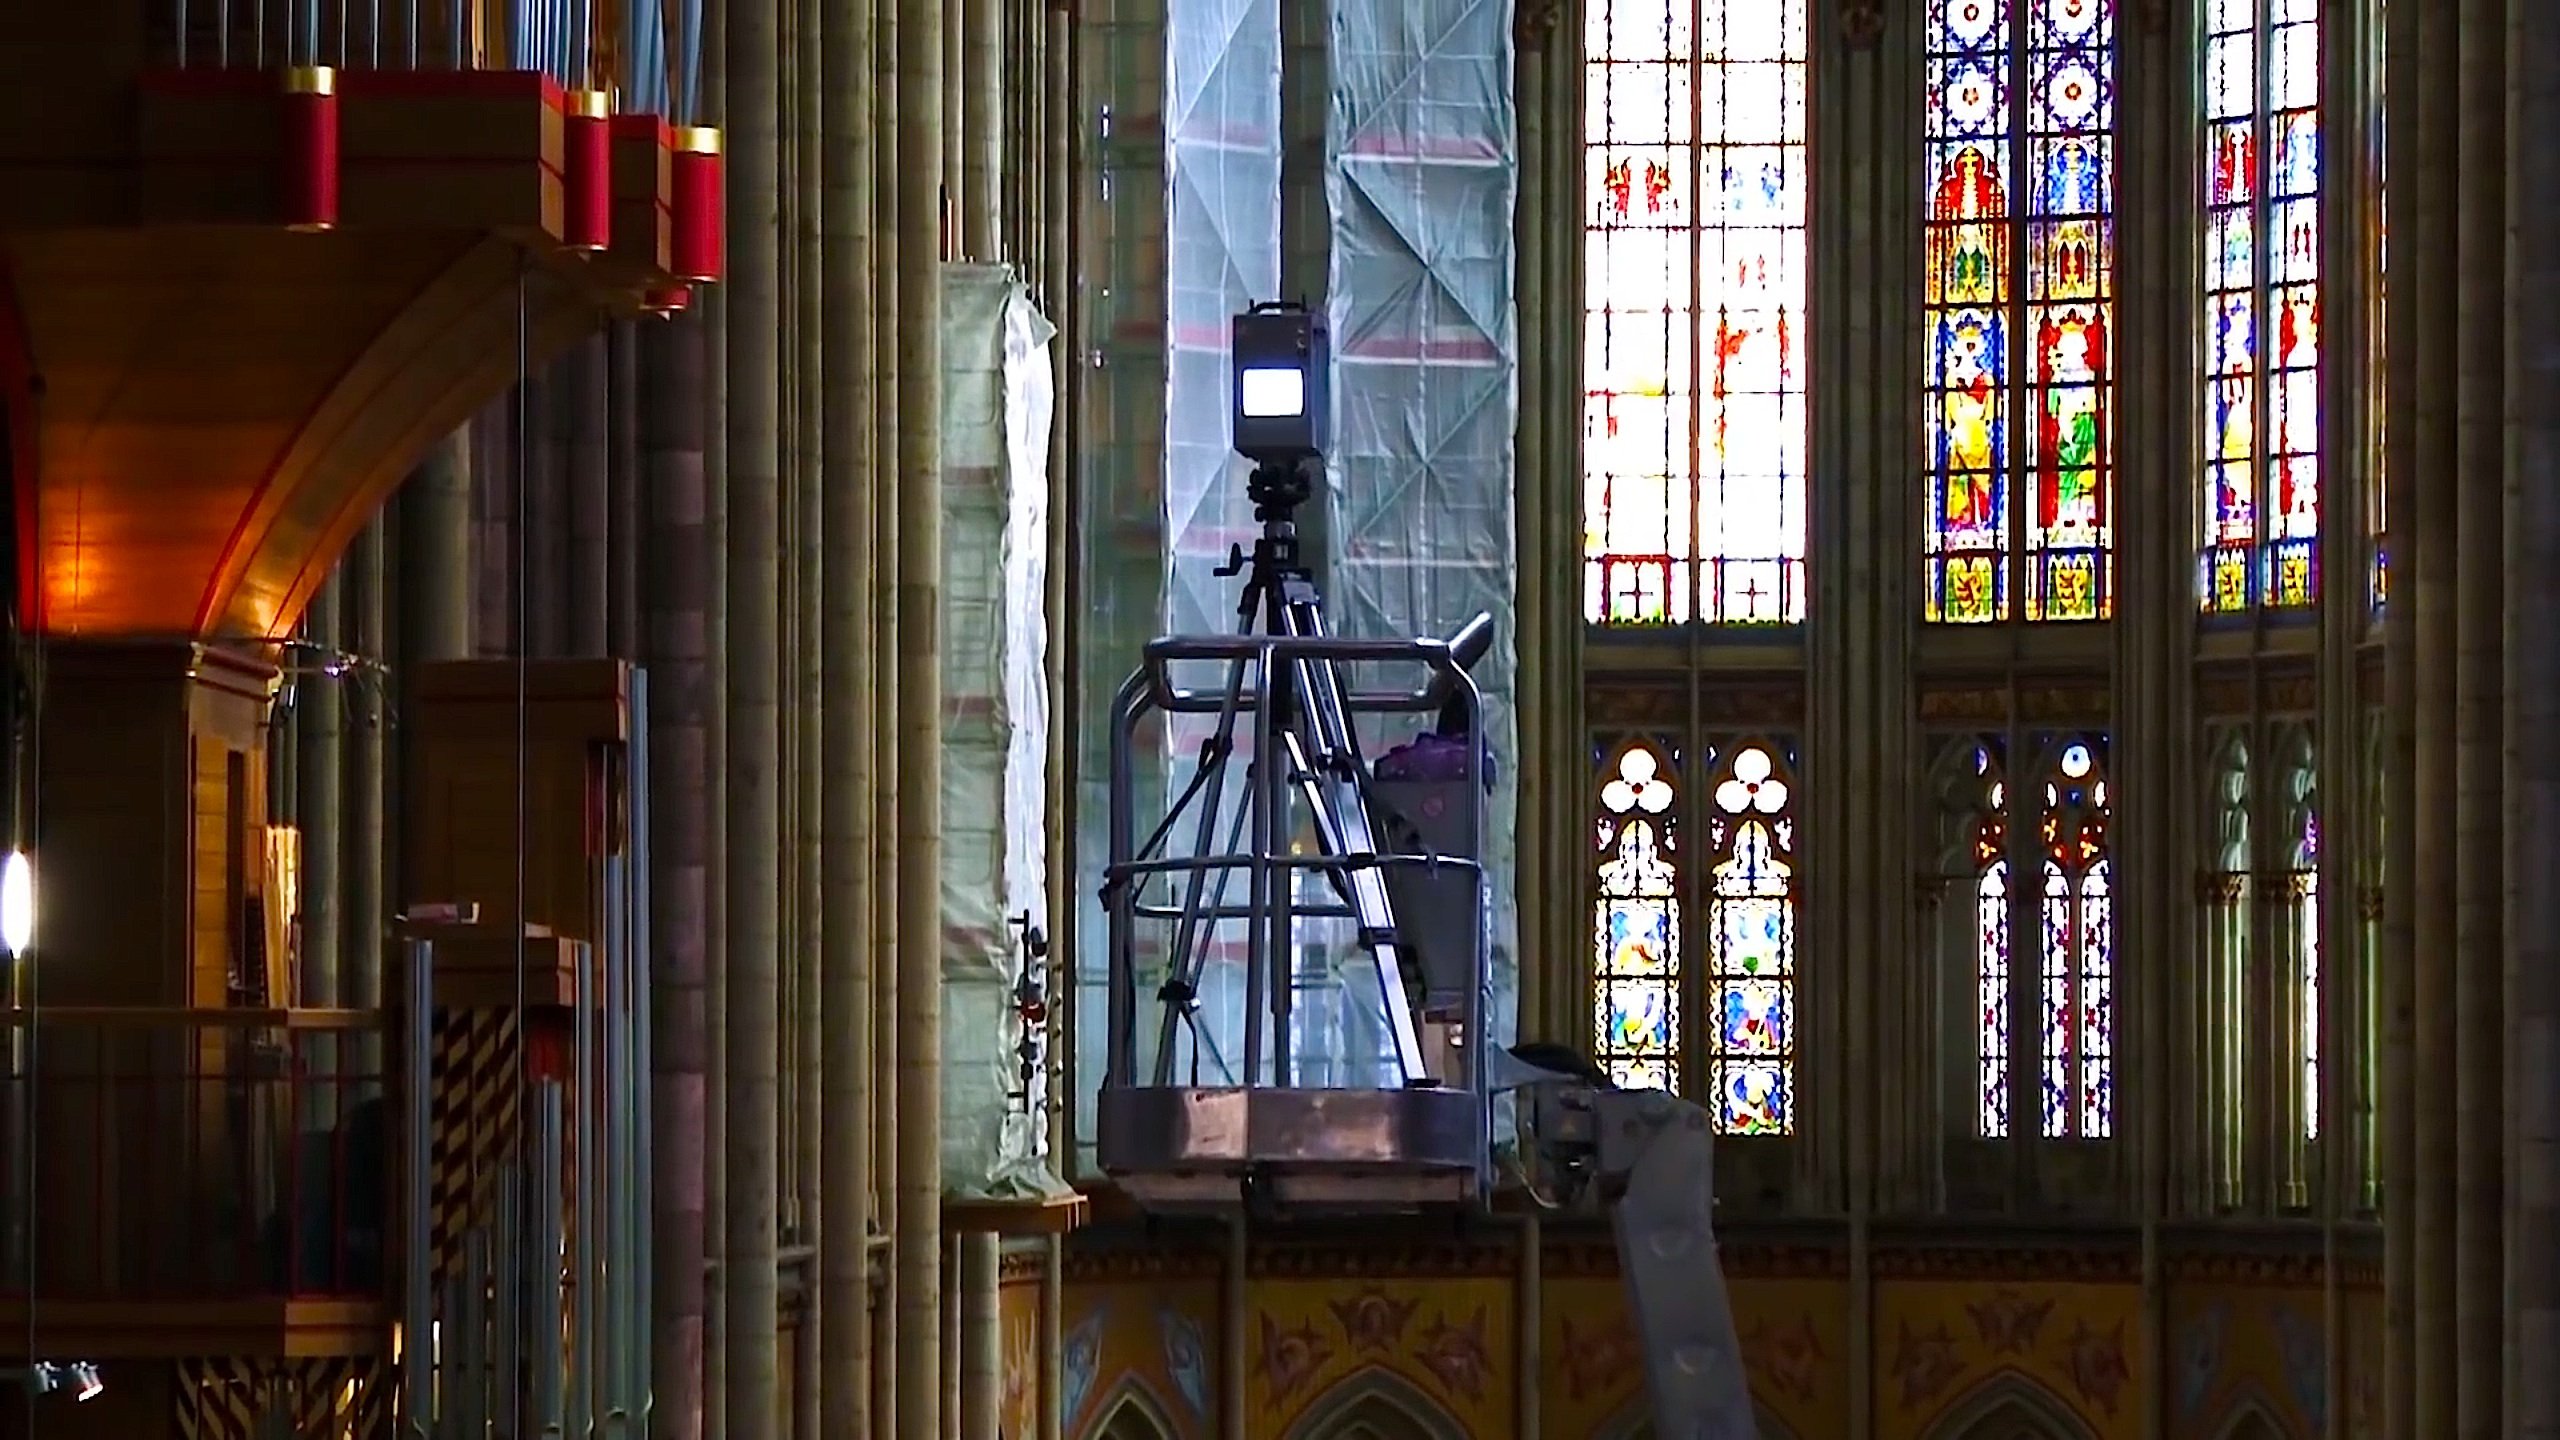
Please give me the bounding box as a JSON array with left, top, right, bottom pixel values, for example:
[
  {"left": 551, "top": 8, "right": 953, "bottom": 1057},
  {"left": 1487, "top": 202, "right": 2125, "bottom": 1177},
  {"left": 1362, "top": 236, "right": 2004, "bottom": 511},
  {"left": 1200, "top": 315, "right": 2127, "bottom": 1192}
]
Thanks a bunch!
[
  {"left": 6, "top": 226, "right": 595, "bottom": 639},
  {"left": 0, "top": 2, "right": 694, "bottom": 642}
]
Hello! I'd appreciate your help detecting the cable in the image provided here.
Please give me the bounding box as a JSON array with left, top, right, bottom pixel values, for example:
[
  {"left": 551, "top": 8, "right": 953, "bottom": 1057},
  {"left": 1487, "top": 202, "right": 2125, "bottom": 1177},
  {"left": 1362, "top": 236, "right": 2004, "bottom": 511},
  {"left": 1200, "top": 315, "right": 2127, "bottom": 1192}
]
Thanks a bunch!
[
  {"left": 10, "top": 421, "right": 35, "bottom": 1435},
  {"left": 510, "top": 255, "right": 533, "bottom": 1440}
]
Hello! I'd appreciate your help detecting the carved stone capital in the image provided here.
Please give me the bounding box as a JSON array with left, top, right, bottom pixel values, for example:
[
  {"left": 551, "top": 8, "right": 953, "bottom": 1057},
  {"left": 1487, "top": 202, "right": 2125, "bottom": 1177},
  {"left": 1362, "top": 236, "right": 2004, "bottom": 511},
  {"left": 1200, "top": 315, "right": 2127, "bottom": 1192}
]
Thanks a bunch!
[{"left": 1516, "top": 0, "right": 1566, "bottom": 50}]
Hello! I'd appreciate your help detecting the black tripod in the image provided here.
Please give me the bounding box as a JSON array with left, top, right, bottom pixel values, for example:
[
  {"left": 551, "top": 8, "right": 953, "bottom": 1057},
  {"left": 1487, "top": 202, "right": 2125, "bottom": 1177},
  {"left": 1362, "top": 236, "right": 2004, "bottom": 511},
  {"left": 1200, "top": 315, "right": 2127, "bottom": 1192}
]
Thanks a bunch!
[{"left": 1143, "top": 457, "right": 1432, "bottom": 1090}]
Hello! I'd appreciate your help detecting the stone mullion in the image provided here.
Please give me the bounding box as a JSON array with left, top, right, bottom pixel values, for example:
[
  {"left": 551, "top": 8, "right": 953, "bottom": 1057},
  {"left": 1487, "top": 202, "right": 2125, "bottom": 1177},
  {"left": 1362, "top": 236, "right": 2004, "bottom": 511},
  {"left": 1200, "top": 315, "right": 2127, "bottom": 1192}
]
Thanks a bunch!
[
  {"left": 1513, "top": 0, "right": 1552, "bottom": 1062},
  {"left": 2114, "top": 6, "right": 2190, "bottom": 1429},
  {"left": 2373, "top": 0, "right": 2417, "bottom": 1425},
  {"left": 1808, "top": 0, "right": 1873, "bottom": 1218},
  {"left": 2312, "top": 0, "right": 2374, "bottom": 1233},
  {"left": 2246, "top": 714, "right": 2283, "bottom": 1216},
  {"left": 2110, "top": 0, "right": 2189, "bottom": 1214},
  {"left": 1546, "top": 8, "right": 1588, "bottom": 1055},
  {"left": 2195, "top": 863, "right": 2248, "bottom": 1213}
]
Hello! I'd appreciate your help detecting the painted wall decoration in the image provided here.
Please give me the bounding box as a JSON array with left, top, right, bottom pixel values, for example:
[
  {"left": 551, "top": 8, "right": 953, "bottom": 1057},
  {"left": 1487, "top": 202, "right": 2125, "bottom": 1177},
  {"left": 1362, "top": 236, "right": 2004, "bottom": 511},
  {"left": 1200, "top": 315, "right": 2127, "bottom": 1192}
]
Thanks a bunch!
[
  {"left": 1054, "top": 1242, "right": 2378, "bottom": 1439},
  {"left": 2169, "top": 1276, "right": 2385, "bottom": 1440},
  {"left": 1161, "top": 1304, "right": 1211, "bottom": 1421},
  {"left": 1542, "top": 1275, "right": 1848, "bottom": 1437},
  {"left": 1063, "top": 1274, "right": 1219, "bottom": 1440},
  {"left": 1876, "top": 1281, "right": 2140, "bottom": 1440},
  {"left": 1250, "top": 1281, "right": 1508, "bottom": 1436},
  {"left": 1002, "top": 1277, "right": 1043, "bottom": 1440}
]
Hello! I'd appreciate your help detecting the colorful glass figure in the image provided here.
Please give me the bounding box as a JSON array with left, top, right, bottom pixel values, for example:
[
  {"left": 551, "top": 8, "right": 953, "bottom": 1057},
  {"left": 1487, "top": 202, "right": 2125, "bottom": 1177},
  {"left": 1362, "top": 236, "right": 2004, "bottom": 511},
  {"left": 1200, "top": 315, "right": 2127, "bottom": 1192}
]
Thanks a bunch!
[
  {"left": 1970, "top": 743, "right": 2014, "bottom": 1136},
  {"left": 1594, "top": 743, "right": 1681, "bottom": 1091},
  {"left": 1584, "top": 0, "right": 1810, "bottom": 624},
  {"left": 2035, "top": 737, "right": 2113, "bottom": 1138},
  {"left": 1925, "top": 0, "right": 2117, "bottom": 623},
  {"left": 2199, "top": 0, "right": 2322, "bottom": 612},
  {"left": 1706, "top": 742, "right": 1796, "bottom": 1135}
]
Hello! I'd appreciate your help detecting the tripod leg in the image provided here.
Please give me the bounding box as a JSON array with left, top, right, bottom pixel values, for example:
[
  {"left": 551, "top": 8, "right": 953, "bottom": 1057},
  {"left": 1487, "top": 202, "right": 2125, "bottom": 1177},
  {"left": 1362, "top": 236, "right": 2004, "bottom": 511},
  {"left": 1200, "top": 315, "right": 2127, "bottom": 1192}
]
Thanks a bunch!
[
  {"left": 1147, "top": 653, "right": 1255, "bottom": 1083},
  {"left": 1266, "top": 598, "right": 1429, "bottom": 1086}
]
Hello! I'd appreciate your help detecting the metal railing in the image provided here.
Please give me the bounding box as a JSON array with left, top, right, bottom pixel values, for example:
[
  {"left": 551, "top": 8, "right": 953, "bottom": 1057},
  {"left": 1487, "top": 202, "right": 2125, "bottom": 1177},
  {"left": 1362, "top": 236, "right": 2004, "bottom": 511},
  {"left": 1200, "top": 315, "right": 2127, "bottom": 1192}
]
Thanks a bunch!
[
  {"left": 149, "top": 0, "right": 706, "bottom": 118},
  {"left": 0, "top": 1007, "right": 398, "bottom": 1303}
]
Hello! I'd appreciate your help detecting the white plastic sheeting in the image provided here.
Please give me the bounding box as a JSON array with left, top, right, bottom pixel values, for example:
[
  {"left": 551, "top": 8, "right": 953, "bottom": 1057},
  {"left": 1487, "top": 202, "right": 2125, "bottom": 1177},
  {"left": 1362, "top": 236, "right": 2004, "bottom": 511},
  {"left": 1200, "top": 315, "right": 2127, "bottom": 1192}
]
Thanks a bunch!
[
  {"left": 1070, "top": 0, "right": 1287, "bottom": 1167},
  {"left": 1065, "top": 3, "right": 1181, "bottom": 1175},
  {"left": 1324, "top": 0, "right": 1520, "bottom": 1066},
  {"left": 940, "top": 264, "right": 1074, "bottom": 1200},
  {"left": 1068, "top": 0, "right": 1520, "bottom": 1167},
  {"left": 1163, "top": 0, "right": 1283, "bottom": 640}
]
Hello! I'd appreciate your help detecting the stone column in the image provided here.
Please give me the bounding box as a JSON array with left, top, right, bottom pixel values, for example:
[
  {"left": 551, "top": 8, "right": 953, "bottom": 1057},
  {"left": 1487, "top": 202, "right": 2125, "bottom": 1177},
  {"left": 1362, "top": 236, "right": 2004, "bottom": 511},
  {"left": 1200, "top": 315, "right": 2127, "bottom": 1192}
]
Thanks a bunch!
[
  {"left": 2504, "top": 2, "right": 2560, "bottom": 1432},
  {"left": 869, "top": 0, "right": 904, "bottom": 1420},
  {"left": 2376, "top": 0, "right": 2418, "bottom": 1425},
  {"left": 1815, "top": 12, "right": 1914, "bottom": 1436},
  {"left": 820, "top": 0, "right": 881, "bottom": 1424},
  {"left": 722, "top": 0, "right": 787, "bottom": 1427},
  {"left": 2402, "top": 0, "right": 2460, "bottom": 1424},
  {"left": 2120, "top": 15, "right": 2195, "bottom": 1433},
  {"left": 1535, "top": 0, "right": 1585, "bottom": 1051},
  {"left": 299, "top": 574, "right": 344, "bottom": 1020},
  {"left": 2451, "top": 0, "right": 2506, "bottom": 1424},
  {"left": 642, "top": 308, "right": 712, "bottom": 1440},
  {"left": 344, "top": 516, "right": 387, "bottom": 1041},
  {"left": 1511, "top": 0, "right": 1551, "bottom": 1045},
  {"left": 700, "top": 0, "right": 733, "bottom": 1430},
  {"left": 894, "top": 0, "right": 948, "bottom": 1417}
]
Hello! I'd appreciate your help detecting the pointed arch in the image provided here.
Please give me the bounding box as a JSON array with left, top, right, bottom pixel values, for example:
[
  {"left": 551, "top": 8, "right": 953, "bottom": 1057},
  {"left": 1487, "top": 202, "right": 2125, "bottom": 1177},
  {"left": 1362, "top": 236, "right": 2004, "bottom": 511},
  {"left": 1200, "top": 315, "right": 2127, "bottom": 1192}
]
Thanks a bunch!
[
  {"left": 1925, "top": 732, "right": 2010, "bottom": 1138},
  {"left": 1086, "top": 1378, "right": 1178, "bottom": 1440},
  {"left": 2210, "top": 1393, "right": 2301, "bottom": 1440},
  {"left": 1598, "top": 1397, "right": 1801, "bottom": 1440},
  {"left": 1921, "top": 1372, "right": 2100, "bottom": 1440},
  {"left": 2199, "top": 724, "right": 2253, "bottom": 1203},
  {"left": 1592, "top": 736, "right": 1684, "bottom": 1092},
  {"left": 1277, "top": 1367, "right": 1469, "bottom": 1440},
  {"left": 2207, "top": 728, "right": 2252, "bottom": 871},
  {"left": 2273, "top": 725, "right": 2322, "bottom": 1145},
  {"left": 1697, "top": 735, "right": 1799, "bottom": 1135}
]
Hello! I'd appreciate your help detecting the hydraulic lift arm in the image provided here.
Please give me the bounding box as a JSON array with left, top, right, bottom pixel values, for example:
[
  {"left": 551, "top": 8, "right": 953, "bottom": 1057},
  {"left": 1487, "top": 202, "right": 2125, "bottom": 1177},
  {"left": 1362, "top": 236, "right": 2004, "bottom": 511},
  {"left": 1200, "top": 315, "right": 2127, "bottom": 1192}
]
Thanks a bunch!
[{"left": 1518, "top": 1071, "right": 1760, "bottom": 1440}]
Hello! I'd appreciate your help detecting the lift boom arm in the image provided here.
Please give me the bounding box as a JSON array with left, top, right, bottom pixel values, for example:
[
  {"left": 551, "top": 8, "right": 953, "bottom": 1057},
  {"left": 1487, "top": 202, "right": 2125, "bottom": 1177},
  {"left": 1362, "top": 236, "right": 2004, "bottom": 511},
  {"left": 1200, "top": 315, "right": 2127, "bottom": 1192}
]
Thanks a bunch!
[{"left": 1522, "top": 1079, "right": 1759, "bottom": 1440}]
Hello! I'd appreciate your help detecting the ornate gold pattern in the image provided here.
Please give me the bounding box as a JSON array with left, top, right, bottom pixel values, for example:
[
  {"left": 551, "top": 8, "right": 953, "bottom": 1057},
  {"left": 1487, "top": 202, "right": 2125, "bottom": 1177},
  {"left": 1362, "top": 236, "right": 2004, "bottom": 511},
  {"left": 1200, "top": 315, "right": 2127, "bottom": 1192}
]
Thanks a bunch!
[
  {"left": 1916, "top": 680, "right": 2112, "bottom": 724},
  {"left": 1586, "top": 679, "right": 1804, "bottom": 727},
  {"left": 2196, "top": 668, "right": 2319, "bottom": 717},
  {"left": 175, "top": 1357, "right": 392, "bottom": 1440},
  {"left": 428, "top": 1007, "right": 521, "bottom": 1287}
]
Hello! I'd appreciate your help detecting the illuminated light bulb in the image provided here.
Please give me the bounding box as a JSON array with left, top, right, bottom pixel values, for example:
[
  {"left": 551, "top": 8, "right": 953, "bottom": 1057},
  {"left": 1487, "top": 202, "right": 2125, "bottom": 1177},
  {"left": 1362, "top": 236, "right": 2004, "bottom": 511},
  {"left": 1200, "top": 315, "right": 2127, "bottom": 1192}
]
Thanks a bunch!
[{"left": 1, "top": 850, "right": 32, "bottom": 959}]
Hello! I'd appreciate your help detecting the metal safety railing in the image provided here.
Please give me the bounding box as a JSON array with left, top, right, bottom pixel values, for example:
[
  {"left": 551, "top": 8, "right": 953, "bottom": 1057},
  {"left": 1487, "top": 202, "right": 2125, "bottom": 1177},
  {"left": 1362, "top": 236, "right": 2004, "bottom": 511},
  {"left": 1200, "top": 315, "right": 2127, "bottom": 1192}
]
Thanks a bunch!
[
  {"left": 0, "top": 1007, "right": 401, "bottom": 1303},
  {"left": 148, "top": 0, "right": 707, "bottom": 118},
  {"left": 1103, "top": 628, "right": 1494, "bottom": 1100}
]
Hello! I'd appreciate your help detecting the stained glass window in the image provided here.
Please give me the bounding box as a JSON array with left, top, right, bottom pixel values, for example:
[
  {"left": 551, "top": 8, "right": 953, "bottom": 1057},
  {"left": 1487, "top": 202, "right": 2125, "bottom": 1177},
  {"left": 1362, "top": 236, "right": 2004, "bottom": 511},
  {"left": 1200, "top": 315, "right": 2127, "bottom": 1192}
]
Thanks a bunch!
[
  {"left": 1924, "top": 0, "right": 2117, "bottom": 624},
  {"left": 1705, "top": 742, "right": 1796, "bottom": 1134},
  {"left": 1594, "top": 743, "right": 1681, "bottom": 1090},
  {"left": 2199, "top": 0, "right": 2322, "bottom": 612},
  {"left": 2037, "top": 737, "right": 2113, "bottom": 1138},
  {"left": 1583, "top": 0, "right": 1810, "bottom": 625},
  {"left": 1970, "top": 744, "right": 2013, "bottom": 1136}
]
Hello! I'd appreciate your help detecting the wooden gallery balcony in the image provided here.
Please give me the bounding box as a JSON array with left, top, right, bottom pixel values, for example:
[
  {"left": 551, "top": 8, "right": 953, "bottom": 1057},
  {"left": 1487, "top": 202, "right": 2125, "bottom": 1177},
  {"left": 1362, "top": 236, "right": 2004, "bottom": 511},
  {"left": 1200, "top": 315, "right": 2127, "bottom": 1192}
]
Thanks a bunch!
[{"left": 0, "top": 1006, "right": 401, "bottom": 1365}]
